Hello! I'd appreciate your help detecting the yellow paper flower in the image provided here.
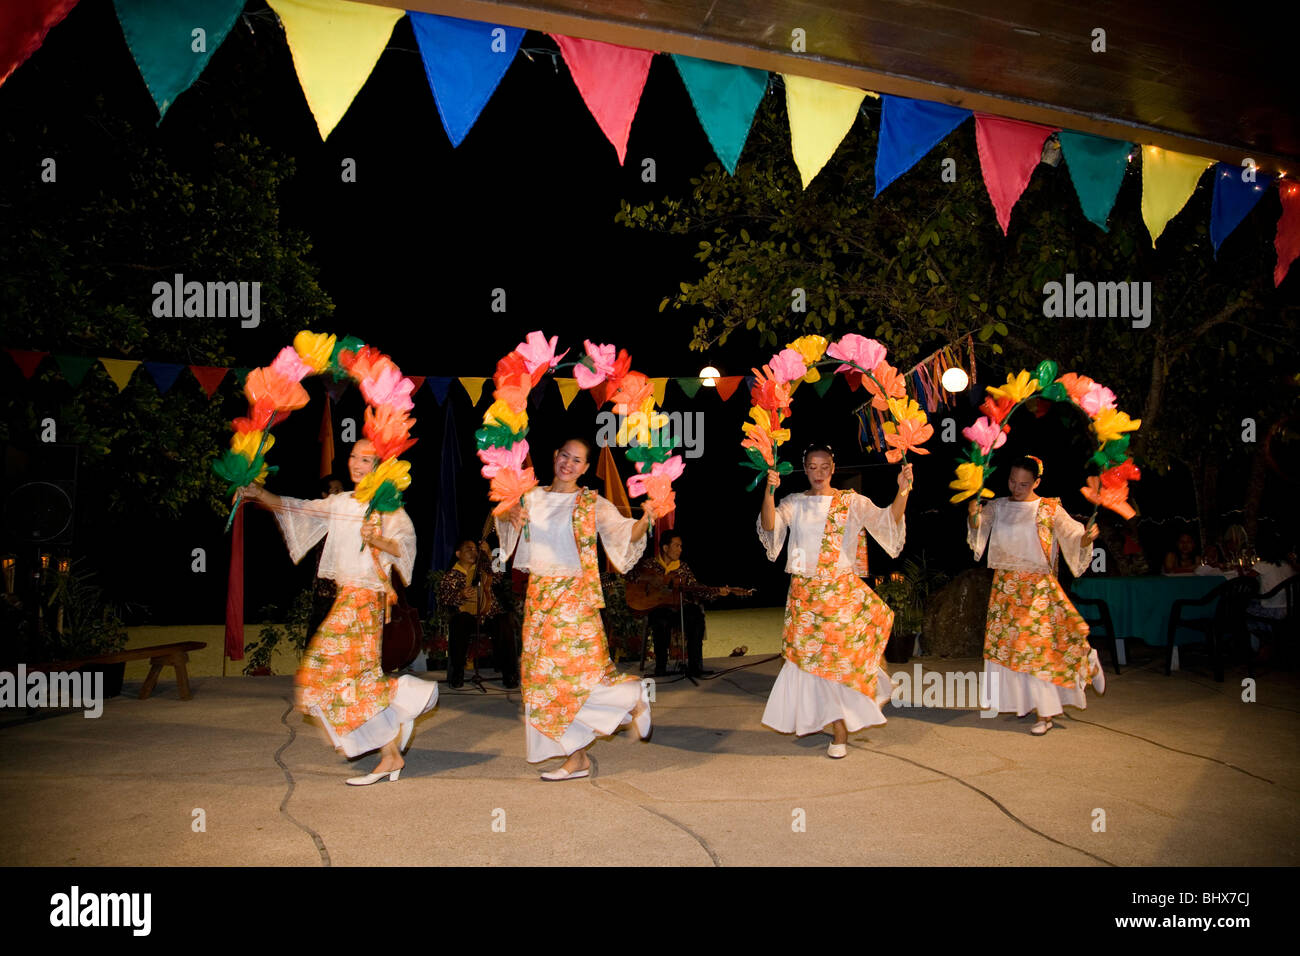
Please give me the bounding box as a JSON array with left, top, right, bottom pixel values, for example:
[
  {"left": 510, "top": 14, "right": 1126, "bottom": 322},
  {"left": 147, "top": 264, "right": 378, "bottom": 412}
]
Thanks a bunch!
[
  {"left": 618, "top": 398, "right": 669, "bottom": 446},
  {"left": 949, "top": 462, "right": 995, "bottom": 503},
  {"left": 742, "top": 406, "right": 792, "bottom": 445},
  {"left": 355, "top": 458, "right": 412, "bottom": 502},
  {"left": 252, "top": 463, "right": 270, "bottom": 485},
  {"left": 1092, "top": 408, "right": 1141, "bottom": 444},
  {"left": 887, "top": 396, "right": 928, "bottom": 424},
  {"left": 231, "top": 429, "right": 274, "bottom": 462},
  {"left": 484, "top": 399, "right": 528, "bottom": 434},
  {"left": 293, "top": 330, "right": 336, "bottom": 373},
  {"left": 986, "top": 370, "right": 1040, "bottom": 405},
  {"left": 788, "top": 335, "right": 829, "bottom": 383}
]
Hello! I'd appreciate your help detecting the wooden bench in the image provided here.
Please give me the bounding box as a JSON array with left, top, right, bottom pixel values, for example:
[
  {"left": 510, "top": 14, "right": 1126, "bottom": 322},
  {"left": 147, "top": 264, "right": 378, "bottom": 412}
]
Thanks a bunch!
[{"left": 30, "top": 642, "right": 207, "bottom": 700}]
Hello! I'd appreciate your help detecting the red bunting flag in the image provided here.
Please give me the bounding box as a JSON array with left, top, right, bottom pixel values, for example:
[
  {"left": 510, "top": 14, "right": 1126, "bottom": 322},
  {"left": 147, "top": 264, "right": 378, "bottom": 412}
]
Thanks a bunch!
[
  {"left": 975, "top": 114, "right": 1059, "bottom": 234},
  {"left": 0, "top": 0, "right": 80, "bottom": 89},
  {"left": 6, "top": 348, "right": 48, "bottom": 378},
  {"left": 1275, "top": 181, "right": 1300, "bottom": 287},
  {"left": 189, "top": 365, "right": 228, "bottom": 398},
  {"left": 715, "top": 376, "right": 743, "bottom": 401},
  {"left": 551, "top": 34, "right": 654, "bottom": 165},
  {"left": 406, "top": 374, "right": 425, "bottom": 393}
]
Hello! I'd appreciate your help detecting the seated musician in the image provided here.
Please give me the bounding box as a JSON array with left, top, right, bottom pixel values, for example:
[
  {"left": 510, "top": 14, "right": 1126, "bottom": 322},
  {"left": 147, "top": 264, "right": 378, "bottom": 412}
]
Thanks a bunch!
[
  {"left": 628, "top": 531, "right": 745, "bottom": 678},
  {"left": 437, "top": 539, "right": 519, "bottom": 689}
]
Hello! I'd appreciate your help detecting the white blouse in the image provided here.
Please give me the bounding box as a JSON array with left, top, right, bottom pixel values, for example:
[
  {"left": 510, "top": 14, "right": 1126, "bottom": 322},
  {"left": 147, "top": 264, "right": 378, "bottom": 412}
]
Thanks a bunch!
[
  {"left": 757, "top": 490, "right": 905, "bottom": 575},
  {"left": 967, "top": 497, "right": 1091, "bottom": 577},
  {"left": 272, "top": 492, "right": 416, "bottom": 590},
  {"left": 496, "top": 487, "right": 647, "bottom": 575}
]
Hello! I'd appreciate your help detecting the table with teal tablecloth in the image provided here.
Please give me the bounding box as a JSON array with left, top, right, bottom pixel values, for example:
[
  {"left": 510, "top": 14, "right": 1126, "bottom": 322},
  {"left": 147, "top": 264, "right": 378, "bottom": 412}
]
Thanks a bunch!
[{"left": 1070, "top": 575, "right": 1226, "bottom": 667}]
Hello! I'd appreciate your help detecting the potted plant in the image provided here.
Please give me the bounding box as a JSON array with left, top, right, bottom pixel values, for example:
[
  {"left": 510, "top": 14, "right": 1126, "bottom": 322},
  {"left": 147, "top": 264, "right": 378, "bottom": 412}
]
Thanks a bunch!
[
  {"left": 242, "top": 586, "right": 314, "bottom": 676},
  {"left": 43, "top": 563, "right": 129, "bottom": 697},
  {"left": 875, "top": 553, "right": 949, "bottom": 664}
]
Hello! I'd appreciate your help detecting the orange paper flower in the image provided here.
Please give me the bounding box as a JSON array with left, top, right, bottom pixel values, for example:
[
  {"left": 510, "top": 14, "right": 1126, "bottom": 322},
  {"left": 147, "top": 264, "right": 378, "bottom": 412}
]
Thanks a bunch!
[
  {"left": 882, "top": 418, "right": 934, "bottom": 463},
  {"left": 244, "top": 367, "right": 309, "bottom": 415},
  {"left": 1056, "top": 372, "right": 1095, "bottom": 408},
  {"left": 749, "top": 365, "right": 793, "bottom": 414},
  {"left": 489, "top": 466, "right": 538, "bottom": 516},
  {"left": 608, "top": 371, "right": 654, "bottom": 414},
  {"left": 1080, "top": 476, "right": 1135, "bottom": 520},
  {"left": 493, "top": 372, "right": 532, "bottom": 414},
  {"left": 364, "top": 404, "right": 418, "bottom": 460},
  {"left": 864, "top": 361, "right": 907, "bottom": 411}
]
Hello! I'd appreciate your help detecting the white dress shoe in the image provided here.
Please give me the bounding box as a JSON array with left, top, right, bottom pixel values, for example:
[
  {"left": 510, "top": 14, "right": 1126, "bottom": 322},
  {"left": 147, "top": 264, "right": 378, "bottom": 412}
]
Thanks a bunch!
[
  {"left": 540, "top": 765, "right": 590, "bottom": 781},
  {"left": 827, "top": 743, "right": 848, "bottom": 759},
  {"left": 346, "top": 768, "right": 401, "bottom": 786}
]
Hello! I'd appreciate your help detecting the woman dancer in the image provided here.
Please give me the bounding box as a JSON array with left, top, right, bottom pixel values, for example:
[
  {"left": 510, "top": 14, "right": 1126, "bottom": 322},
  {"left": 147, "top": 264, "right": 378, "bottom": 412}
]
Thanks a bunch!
[
  {"left": 239, "top": 439, "right": 438, "bottom": 784},
  {"left": 499, "top": 438, "right": 654, "bottom": 780},
  {"left": 759, "top": 444, "right": 911, "bottom": 758},
  {"left": 967, "top": 455, "right": 1103, "bottom": 735}
]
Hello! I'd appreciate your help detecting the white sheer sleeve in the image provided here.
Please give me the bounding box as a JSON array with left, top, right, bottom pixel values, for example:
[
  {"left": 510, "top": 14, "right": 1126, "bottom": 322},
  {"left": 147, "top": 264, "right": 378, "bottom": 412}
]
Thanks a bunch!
[
  {"left": 495, "top": 515, "right": 521, "bottom": 562},
  {"left": 377, "top": 508, "right": 417, "bottom": 586},
  {"left": 272, "top": 495, "right": 334, "bottom": 565},
  {"left": 595, "top": 494, "right": 647, "bottom": 573},
  {"left": 852, "top": 492, "right": 905, "bottom": 559},
  {"left": 1054, "top": 506, "right": 1094, "bottom": 578},
  {"left": 968, "top": 498, "right": 995, "bottom": 561},
  {"left": 757, "top": 496, "right": 795, "bottom": 562}
]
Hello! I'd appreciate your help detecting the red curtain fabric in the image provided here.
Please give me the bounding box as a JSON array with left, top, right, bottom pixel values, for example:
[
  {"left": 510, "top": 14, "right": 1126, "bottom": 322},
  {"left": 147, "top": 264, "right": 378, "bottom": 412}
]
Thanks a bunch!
[{"left": 224, "top": 504, "right": 245, "bottom": 661}]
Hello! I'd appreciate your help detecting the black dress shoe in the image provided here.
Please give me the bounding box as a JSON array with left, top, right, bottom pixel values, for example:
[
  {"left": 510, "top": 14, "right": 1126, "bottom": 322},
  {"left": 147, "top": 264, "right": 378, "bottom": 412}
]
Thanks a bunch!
[{"left": 448, "top": 679, "right": 464, "bottom": 689}]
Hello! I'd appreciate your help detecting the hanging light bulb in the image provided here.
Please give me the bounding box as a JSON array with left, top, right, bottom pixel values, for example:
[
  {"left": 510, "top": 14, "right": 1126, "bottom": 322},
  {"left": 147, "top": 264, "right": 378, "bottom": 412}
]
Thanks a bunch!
[
  {"left": 699, "top": 365, "right": 721, "bottom": 387},
  {"left": 941, "top": 367, "right": 970, "bottom": 393}
]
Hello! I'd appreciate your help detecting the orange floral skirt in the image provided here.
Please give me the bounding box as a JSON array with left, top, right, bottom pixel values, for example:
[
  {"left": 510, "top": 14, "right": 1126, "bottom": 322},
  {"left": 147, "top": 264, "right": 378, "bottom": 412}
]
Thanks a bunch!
[
  {"left": 522, "top": 574, "right": 636, "bottom": 740},
  {"left": 983, "top": 570, "right": 1096, "bottom": 688},
  {"left": 784, "top": 571, "right": 894, "bottom": 699},
  {"left": 294, "top": 586, "right": 394, "bottom": 736}
]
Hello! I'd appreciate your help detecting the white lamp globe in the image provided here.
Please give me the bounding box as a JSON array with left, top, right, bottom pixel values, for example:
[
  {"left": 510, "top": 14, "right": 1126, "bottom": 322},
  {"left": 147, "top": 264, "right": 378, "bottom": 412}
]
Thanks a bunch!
[
  {"left": 941, "top": 367, "right": 969, "bottom": 393},
  {"left": 699, "top": 365, "right": 721, "bottom": 387}
]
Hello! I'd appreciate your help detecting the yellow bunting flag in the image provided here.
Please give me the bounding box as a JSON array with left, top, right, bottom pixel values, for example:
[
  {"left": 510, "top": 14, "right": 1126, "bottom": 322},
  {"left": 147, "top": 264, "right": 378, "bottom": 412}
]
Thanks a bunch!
[
  {"left": 556, "top": 378, "right": 582, "bottom": 409},
  {"left": 459, "top": 376, "right": 487, "bottom": 406},
  {"left": 99, "top": 358, "right": 140, "bottom": 392},
  {"left": 267, "top": 0, "right": 403, "bottom": 140},
  {"left": 783, "top": 75, "right": 868, "bottom": 188},
  {"left": 1140, "top": 146, "right": 1214, "bottom": 246},
  {"left": 650, "top": 377, "right": 668, "bottom": 406}
]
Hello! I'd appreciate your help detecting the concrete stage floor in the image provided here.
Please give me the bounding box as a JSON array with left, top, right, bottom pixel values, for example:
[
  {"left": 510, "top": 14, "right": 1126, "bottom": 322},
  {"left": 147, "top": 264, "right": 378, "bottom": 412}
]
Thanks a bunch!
[{"left": 1, "top": 648, "right": 1296, "bottom": 867}]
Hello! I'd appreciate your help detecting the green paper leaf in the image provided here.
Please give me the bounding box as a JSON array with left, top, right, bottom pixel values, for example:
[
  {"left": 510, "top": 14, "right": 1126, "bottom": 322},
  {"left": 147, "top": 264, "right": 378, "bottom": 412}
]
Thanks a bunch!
[
  {"left": 366, "top": 481, "right": 404, "bottom": 513},
  {"left": 1040, "top": 381, "right": 1069, "bottom": 402},
  {"left": 1034, "top": 360, "right": 1059, "bottom": 385},
  {"left": 475, "top": 423, "right": 528, "bottom": 449}
]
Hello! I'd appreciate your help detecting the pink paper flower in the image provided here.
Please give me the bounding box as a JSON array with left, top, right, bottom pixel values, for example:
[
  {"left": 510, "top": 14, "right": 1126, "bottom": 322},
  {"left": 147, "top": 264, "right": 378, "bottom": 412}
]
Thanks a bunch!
[
  {"left": 962, "top": 416, "right": 1008, "bottom": 456},
  {"left": 478, "top": 441, "right": 528, "bottom": 479},
  {"left": 575, "top": 340, "right": 616, "bottom": 389},
  {"left": 360, "top": 365, "right": 415, "bottom": 413},
  {"left": 768, "top": 348, "right": 808, "bottom": 385},
  {"left": 270, "top": 346, "right": 312, "bottom": 383},
  {"left": 1081, "top": 382, "right": 1117, "bottom": 417},
  {"left": 826, "top": 334, "right": 886, "bottom": 376},
  {"left": 627, "top": 456, "right": 684, "bottom": 496},
  {"left": 516, "top": 330, "right": 569, "bottom": 375}
]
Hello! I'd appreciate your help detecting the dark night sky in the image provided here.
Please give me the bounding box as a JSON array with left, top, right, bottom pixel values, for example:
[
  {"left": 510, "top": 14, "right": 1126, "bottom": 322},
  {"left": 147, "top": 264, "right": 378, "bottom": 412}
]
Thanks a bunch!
[{"left": 1, "top": 1, "right": 1252, "bottom": 623}]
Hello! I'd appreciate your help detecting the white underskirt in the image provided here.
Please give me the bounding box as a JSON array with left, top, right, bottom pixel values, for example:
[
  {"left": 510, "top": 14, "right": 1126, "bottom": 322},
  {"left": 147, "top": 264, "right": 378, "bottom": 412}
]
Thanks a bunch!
[
  {"left": 982, "top": 650, "right": 1105, "bottom": 718},
  {"left": 526, "top": 679, "right": 651, "bottom": 763},
  {"left": 312, "top": 674, "right": 439, "bottom": 759},
  {"left": 761, "top": 660, "right": 893, "bottom": 736}
]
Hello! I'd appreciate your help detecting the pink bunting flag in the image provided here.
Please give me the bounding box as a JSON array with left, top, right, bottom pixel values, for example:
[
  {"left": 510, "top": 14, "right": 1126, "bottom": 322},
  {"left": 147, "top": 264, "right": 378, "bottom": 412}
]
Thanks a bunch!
[
  {"left": 1275, "top": 181, "right": 1300, "bottom": 287},
  {"left": 551, "top": 34, "right": 655, "bottom": 165},
  {"left": 974, "top": 114, "right": 1059, "bottom": 234}
]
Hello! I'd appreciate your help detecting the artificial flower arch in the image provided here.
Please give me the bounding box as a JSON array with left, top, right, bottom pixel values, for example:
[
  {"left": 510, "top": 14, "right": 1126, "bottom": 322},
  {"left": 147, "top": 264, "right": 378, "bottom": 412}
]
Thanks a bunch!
[
  {"left": 477, "top": 330, "right": 684, "bottom": 517},
  {"left": 948, "top": 359, "right": 1142, "bottom": 519},
  {"left": 738, "top": 333, "right": 934, "bottom": 490},
  {"left": 214, "top": 331, "right": 416, "bottom": 526}
]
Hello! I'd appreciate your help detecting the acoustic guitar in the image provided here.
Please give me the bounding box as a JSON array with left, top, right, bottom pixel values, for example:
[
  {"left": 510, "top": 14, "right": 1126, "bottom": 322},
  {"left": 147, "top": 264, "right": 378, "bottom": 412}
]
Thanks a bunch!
[{"left": 625, "top": 575, "right": 754, "bottom": 612}]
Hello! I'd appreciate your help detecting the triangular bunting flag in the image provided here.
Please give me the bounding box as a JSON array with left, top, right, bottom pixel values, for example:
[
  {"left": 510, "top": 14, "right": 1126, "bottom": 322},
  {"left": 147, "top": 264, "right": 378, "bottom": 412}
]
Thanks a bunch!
[
  {"left": 783, "top": 74, "right": 867, "bottom": 188},
  {"left": 1275, "top": 181, "right": 1300, "bottom": 287},
  {"left": 715, "top": 376, "right": 742, "bottom": 401},
  {"left": 874, "top": 95, "right": 971, "bottom": 196},
  {"left": 671, "top": 55, "right": 766, "bottom": 174},
  {"left": 556, "top": 378, "right": 582, "bottom": 409},
  {"left": 267, "top": 0, "right": 403, "bottom": 139},
  {"left": 410, "top": 13, "right": 524, "bottom": 148},
  {"left": 1140, "top": 146, "right": 1213, "bottom": 246},
  {"left": 551, "top": 34, "right": 654, "bottom": 165},
  {"left": 428, "top": 376, "right": 452, "bottom": 405},
  {"left": 7, "top": 348, "right": 48, "bottom": 378},
  {"left": 0, "top": 0, "right": 80, "bottom": 90},
  {"left": 974, "top": 114, "right": 1058, "bottom": 234},
  {"left": 1210, "top": 162, "right": 1273, "bottom": 257},
  {"left": 675, "top": 377, "right": 702, "bottom": 399},
  {"left": 459, "top": 376, "right": 487, "bottom": 406},
  {"left": 189, "top": 365, "right": 228, "bottom": 398},
  {"left": 99, "top": 357, "right": 140, "bottom": 392},
  {"left": 812, "top": 373, "right": 836, "bottom": 397},
  {"left": 650, "top": 377, "right": 668, "bottom": 406},
  {"left": 53, "top": 354, "right": 95, "bottom": 387},
  {"left": 113, "top": 0, "right": 244, "bottom": 119},
  {"left": 232, "top": 367, "right": 251, "bottom": 386},
  {"left": 323, "top": 376, "right": 349, "bottom": 404},
  {"left": 143, "top": 361, "right": 184, "bottom": 393},
  {"left": 1057, "top": 130, "right": 1133, "bottom": 232},
  {"left": 406, "top": 374, "right": 426, "bottom": 394}
]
